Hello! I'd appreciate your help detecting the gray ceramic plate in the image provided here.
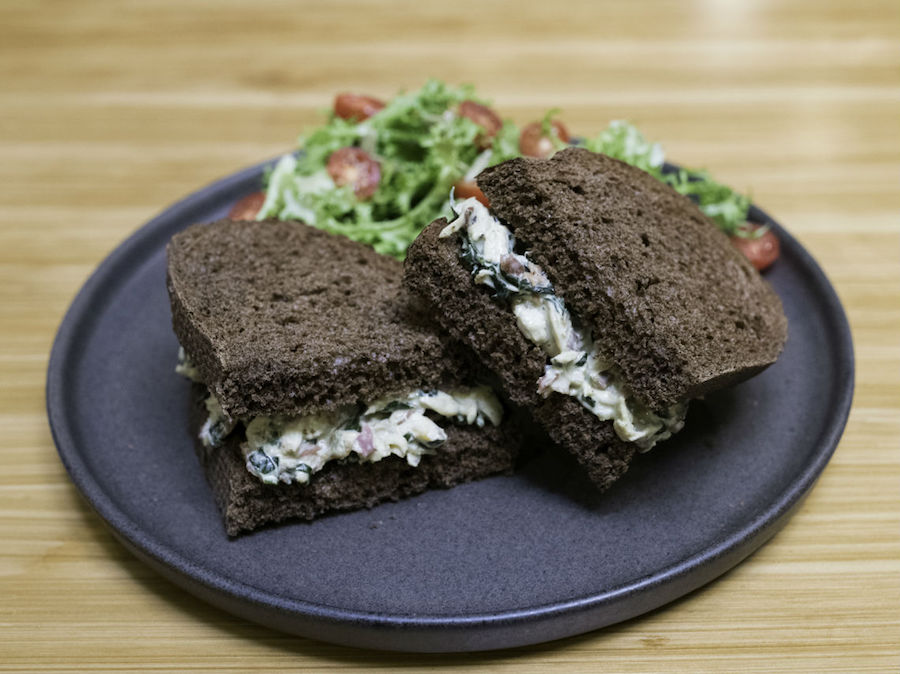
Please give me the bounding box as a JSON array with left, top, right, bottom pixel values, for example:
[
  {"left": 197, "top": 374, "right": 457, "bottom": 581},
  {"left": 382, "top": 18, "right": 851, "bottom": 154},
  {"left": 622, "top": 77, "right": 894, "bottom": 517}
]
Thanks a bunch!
[{"left": 47, "top": 159, "right": 853, "bottom": 652}]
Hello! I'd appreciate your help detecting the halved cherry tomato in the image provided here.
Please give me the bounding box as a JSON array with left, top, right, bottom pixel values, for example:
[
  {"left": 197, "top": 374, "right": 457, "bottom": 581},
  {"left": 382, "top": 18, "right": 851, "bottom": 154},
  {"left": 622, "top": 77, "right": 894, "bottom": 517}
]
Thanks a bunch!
[
  {"left": 519, "top": 119, "right": 571, "bottom": 158},
  {"left": 730, "top": 224, "right": 780, "bottom": 271},
  {"left": 458, "top": 100, "right": 502, "bottom": 149},
  {"left": 453, "top": 179, "right": 489, "bottom": 207},
  {"left": 326, "top": 147, "right": 381, "bottom": 200},
  {"left": 227, "top": 191, "right": 266, "bottom": 220},
  {"left": 334, "top": 93, "right": 385, "bottom": 121}
]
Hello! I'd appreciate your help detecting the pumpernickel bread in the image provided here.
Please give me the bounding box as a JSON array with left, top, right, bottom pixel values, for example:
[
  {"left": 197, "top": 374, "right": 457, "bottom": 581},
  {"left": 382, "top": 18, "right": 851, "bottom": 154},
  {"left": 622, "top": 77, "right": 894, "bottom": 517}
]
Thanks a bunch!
[
  {"left": 404, "top": 147, "right": 787, "bottom": 489},
  {"left": 477, "top": 148, "right": 788, "bottom": 409},
  {"left": 167, "top": 219, "right": 522, "bottom": 534},
  {"left": 168, "top": 219, "right": 469, "bottom": 419},
  {"left": 404, "top": 217, "right": 636, "bottom": 488}
]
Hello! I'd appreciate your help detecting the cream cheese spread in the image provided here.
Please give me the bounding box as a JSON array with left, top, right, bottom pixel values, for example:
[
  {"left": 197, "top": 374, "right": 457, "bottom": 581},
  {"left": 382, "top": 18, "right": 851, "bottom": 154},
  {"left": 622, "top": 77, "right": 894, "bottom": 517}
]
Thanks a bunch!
[
  {"left": 175, "top": 346, "right": 200, "bottom": 381},
  {"left": 440, "top": 197, "right": 685, "bottom": 450},
  {"left": 175, "top": 350, "right": 502, "bottom": 485},
  {"left": 242, "top": 388, "right": 501, "bottom": 485}
]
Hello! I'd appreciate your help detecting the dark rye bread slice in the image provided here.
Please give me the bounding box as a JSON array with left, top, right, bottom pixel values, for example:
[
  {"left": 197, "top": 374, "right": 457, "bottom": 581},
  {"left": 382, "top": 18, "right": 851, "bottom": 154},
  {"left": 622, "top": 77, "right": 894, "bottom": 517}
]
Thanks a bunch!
[
  {"left": 188, "top": 385, "right": 520, "bottom": 536},
  {"left": 404, "top": 219, "right": 635, "bottom": 489},
  {"left": 476, "top": 147, "right": 788, "bottom": 410},
  {"left": 167, "top": 219, "right": 468, "bottom": 419},
  {"left": 404, "top": 148, "right": 787, "bottom": 488}
]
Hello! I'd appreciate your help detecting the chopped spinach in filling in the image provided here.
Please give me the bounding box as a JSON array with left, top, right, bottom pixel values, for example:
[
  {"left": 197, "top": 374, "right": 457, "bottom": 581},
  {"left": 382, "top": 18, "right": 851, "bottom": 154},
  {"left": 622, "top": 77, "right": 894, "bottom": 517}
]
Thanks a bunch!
[
  {"left": 200, "top": 394, "right": 237, "bottom": 449},
  {"left": 175, "top": 350, "right": 502, "bottom": 485},
  {"left": 240, "top": 388, "right": 501, "bottom": 485},
  {"left": 440, "top": 197, "right": 685, "bottom": 450}
]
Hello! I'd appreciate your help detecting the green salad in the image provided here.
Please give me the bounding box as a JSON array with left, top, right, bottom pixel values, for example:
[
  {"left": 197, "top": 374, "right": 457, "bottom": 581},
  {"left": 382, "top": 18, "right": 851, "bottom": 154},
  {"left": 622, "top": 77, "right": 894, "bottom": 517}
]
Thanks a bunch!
[{"left": 257, "top": 79, "right": 753, "bottom": 259}]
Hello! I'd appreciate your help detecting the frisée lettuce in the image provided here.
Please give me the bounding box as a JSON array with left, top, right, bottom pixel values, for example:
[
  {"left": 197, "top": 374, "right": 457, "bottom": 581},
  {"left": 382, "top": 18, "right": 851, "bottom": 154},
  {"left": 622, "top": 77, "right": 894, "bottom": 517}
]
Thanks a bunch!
[
  {"left": 259, "top": 80, "right": 521, "bottom": 258},
  {"left": 585, "top": 120, "right": 752, "bottom": 236},
  {"left": 258, "top": 79, "right": 755, "bottom": 258}
]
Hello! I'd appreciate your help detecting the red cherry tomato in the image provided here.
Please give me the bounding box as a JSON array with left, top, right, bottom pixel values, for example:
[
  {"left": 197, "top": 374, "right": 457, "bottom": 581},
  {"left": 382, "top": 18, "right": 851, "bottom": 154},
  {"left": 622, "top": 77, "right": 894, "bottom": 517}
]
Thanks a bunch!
[
  {"left": 453, "top": 179, "right": 490, "bottom": 207},
  {"left": 519, "top": 120, "right": 571, "bottom": 158},
  {"left": 334, "top": 93, "right": 385, "bottom": 121},
  {"left": 458, "top": 100, "right": 502, "bottom": 149},
  {"left": 730, "top": 225, "right": 780, "bottom": 271},
  {"left": 326, "top": 147, "right": 381, "bottom": 200},
  {"left": 227, "top": 191, "right": 266, "bottom": 220}
]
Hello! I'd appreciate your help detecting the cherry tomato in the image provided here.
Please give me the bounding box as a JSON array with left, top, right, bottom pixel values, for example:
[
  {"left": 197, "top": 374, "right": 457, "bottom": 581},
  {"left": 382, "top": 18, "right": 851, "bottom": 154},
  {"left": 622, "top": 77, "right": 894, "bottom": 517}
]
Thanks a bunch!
[
  {"left": 519, "top": 119, "right": 571, "bottom": 158},
  {"left": 334, "top": 93, "right": 385, "bottom": 121},
  {"left": 453, "top": 179, "right": 490, "bottom": 207},
  {"left": 227, "top": 191, "right": 266, "bottom": 220},
  {"left": 458, "top": 100, "right": 502, "bottom": 149},
  {"left": 730, "top": 224, "right": 780, "bottom": 271},
  {"left": 326, "top": 147, "right": 381, "bottom": 200}
]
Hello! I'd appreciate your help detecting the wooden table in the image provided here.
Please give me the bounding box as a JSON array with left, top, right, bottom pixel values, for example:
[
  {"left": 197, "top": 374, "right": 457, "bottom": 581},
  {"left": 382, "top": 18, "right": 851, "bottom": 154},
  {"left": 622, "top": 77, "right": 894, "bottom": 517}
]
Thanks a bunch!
[{"left": 2, "top": 1, "right": 898, "bottom": 671}]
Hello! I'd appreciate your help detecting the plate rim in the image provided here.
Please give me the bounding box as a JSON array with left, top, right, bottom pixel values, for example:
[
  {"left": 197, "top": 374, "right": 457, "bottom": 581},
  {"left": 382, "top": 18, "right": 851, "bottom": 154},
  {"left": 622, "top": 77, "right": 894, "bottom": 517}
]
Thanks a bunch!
[{"left": 46, "top": 158, "right": 855, "bottom": 651}]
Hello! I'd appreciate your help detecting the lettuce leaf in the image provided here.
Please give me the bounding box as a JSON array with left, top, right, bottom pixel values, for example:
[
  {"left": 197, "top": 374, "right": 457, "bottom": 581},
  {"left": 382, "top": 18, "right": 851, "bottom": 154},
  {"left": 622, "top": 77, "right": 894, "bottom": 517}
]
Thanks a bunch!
[
  {"left": 259, "top": 80, "right": 495, "bottom": 258},
  {"left": 260, "top": 84, "right": 754, "bottom": 258}
]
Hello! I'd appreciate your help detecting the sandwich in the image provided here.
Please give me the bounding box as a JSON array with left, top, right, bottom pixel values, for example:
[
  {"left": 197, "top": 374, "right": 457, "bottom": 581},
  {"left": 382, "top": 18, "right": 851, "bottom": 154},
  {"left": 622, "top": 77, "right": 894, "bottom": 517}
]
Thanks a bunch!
[
  {"left": 403, "top": 147, "right": 788, "bottom": 489},
  {"left": 167, "top": 219, "right": 520, "bottom": 535}
]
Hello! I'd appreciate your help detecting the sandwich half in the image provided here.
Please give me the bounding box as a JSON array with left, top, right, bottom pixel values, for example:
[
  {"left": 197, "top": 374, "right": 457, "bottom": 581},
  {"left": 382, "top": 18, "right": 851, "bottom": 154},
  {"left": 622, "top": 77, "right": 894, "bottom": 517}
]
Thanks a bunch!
[
  {"left": 167, "top": 219, "right": 520, "bottom": 535},
  {"left": 403, "top": 147, "right": 788, "bottom": 489}
]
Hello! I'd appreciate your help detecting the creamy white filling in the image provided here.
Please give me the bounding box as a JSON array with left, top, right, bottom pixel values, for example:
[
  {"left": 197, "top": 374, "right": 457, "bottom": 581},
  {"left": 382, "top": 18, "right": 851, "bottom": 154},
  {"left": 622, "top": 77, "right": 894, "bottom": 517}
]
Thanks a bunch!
[
  {"left": 200, "top": 394, "right": 237, "bottom": 448},
  {"left": 175, "top": 350, "right": 502, "bottom": 484},
  {"left": 440, "top": 197, "right": 685, "bottom": 450},
  {"left": 175, "top": 346, "right": 200, "bottom": 381},
  {"left": 242, "top": 387, "right": 501, "bottom": 485}
]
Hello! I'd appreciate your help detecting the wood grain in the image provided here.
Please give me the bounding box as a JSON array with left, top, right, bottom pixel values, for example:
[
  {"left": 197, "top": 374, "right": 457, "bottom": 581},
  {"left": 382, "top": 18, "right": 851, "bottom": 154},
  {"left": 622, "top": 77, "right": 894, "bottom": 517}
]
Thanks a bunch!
[{"left": 1, "top": 0, "right": 898, "bottom": 671}]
